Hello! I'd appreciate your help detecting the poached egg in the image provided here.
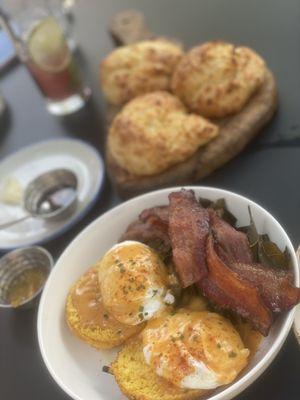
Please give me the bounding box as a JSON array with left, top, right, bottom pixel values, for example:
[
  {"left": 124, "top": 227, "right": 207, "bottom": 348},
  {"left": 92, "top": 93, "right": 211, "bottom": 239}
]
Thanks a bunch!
[
  {"left": 98, "top": 241, "right": 174, "bottom": 325},
  {"left": 142, "top": 310, "right": 249, "bottom": 389}
]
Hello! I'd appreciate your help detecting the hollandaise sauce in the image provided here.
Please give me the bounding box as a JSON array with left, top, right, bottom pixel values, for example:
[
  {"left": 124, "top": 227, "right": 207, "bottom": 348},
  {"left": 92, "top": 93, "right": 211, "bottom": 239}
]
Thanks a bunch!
[
  {"left": 142, "top": 311, "right": 250, "bottom": 389},
  {"left": 72, "top": 268, "right": 127, "bottom": 336}
]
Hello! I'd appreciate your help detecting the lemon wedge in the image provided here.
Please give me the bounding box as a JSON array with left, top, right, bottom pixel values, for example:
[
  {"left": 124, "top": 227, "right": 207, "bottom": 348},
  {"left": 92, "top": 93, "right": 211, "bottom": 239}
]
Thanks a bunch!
[{"left": 28, "top": 16, "right": 71, "bottom": 73}]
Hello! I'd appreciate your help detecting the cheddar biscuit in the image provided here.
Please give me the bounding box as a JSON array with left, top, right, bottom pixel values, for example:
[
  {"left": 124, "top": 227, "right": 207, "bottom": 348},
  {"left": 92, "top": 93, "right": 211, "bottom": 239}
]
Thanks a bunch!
[
  {"left": 100, "top": 39, "right": 183, "bottom": 105},
  {"left": 108, "top": 91, "right": 218, "bottom": 176},
  {"left": 172, "top": 41, "right": 266, "bottom": 118}
]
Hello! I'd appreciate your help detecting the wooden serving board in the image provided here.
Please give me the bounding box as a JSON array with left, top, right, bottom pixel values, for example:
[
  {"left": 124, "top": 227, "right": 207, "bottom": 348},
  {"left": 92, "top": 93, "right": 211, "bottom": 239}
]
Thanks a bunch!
[{"left": 104, "top": 11, "right": 278, "bottom": 198}]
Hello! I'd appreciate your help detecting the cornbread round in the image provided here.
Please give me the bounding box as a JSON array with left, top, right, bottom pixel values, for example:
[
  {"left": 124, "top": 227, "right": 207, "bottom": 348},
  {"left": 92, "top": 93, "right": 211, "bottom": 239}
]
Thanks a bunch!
[
  {"left": 172, "top": 41, "right": 266, "bottom": 118},
  {"left": 65, "top": 267, "right": 143, "bottom": 349},
  {"left": 108, "top": 91, "right": 219, "bottom": 176},
  {"left": 111, "top": 338, "right": 207, "bottom": 400},
  {"left": 100, "top": 39, "right": 183, "bottom": 105}
]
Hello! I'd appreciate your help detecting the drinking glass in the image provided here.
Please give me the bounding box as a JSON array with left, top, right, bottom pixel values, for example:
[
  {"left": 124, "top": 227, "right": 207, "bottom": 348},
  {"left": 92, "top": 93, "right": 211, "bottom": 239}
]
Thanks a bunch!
[{"left": 1, "top": 0, "right": 91, "bottom": 115}]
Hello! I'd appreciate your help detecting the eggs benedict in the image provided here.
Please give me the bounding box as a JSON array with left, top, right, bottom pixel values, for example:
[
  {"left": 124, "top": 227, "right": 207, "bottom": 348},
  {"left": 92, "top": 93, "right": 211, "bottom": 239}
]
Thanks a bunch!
[
  {"left": 98, "top": 241, "right": 174, "bottom": 325},
  {"left": 142, "top": 310, "right": 249, "bottom": 389}
]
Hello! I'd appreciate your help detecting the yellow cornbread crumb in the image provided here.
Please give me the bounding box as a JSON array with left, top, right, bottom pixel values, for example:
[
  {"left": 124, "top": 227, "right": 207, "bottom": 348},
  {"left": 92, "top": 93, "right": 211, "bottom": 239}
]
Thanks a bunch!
[
  {"left": 111, "top": 338, "right": 208, "bottom": 400},
  {"left": 65, "top": 268, "right": 143, "bottom": 349}
]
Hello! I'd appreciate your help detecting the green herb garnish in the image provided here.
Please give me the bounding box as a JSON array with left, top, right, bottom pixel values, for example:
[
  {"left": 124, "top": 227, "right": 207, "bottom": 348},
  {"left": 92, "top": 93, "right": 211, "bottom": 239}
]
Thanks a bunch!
[{"left": 240, "top": 206, "right": 291, "bottom": 269}]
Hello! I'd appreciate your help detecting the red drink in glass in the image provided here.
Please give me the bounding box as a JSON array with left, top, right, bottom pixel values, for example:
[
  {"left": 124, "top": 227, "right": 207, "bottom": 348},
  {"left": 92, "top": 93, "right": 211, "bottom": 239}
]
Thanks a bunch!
[{"left": 24, "top": 16, "right": 89, "bottom": 114}]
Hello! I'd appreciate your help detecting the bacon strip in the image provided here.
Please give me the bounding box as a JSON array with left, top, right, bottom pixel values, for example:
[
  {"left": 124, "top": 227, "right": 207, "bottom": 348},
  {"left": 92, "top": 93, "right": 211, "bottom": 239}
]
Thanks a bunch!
[
  {"left": 210, "top": 209, "right": 253, "bottom": 264},
  {"left": 121, "top": 189, "right": 300, "bottom": 336},
  {"left": 168, "top": 189, "right": 209, "bottom": 287},
  {"left": 140, "top": 206, "right": 169, "bottom": 225},
  {"left": 230, "top": 262, "right": 300, "bottom": 313},
  {"left": 120, "top": 206, "right": 171, "bottom": 259},
  {"left": 200, "top": 235, "right": 273, "bottom": 335}
]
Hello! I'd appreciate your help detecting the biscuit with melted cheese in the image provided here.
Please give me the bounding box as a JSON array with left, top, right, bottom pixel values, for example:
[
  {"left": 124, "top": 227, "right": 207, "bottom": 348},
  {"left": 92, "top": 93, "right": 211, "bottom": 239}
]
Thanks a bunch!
[
  {"left": 100, "top": 40, "right": 183, "bottom": 105},
  {"left": 172, "top": 41, "right": 266, "bottom": 118},
  {"left": 108, "top": 91, "right": 219, "bottom": 176}
]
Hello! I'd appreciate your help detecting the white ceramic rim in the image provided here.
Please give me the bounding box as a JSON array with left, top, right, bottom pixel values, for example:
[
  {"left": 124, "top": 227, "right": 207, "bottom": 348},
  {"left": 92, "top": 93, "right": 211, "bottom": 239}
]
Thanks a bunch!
[
  {"left": 293, "top": 246, "right": 300, "bottom": 345},
  {"left": 293, "top": 306, "right": 300, "bottom": 346},
  {"left": 37, "top": 186, "right": 299, "bottom": 400}
]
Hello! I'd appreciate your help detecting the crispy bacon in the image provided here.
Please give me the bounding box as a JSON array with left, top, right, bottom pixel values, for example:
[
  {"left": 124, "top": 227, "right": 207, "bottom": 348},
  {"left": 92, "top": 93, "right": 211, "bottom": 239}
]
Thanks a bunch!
[
  {"left": 168, "top": 189, "right": 210, "bottom": 288},
  {"left": 140, "top": 206, "right": 169, "bottom": 225},
  {"left": 210, "top": 209, "right": 253, "bottom": 264},
  {"left": 121, "top": 189, "right": 300, "bottom": 336},
  {"left": 230, "top": 262, "right": 300, "bottom": 313},
  {"left": 210, "top": 209, "right": 300, "bottom": 316},
  {"left": 201, "top": 235, "right": 273, "bottom": 335},
  {"left": 120, "top": 206, "right": 171, "bottom": 259}
]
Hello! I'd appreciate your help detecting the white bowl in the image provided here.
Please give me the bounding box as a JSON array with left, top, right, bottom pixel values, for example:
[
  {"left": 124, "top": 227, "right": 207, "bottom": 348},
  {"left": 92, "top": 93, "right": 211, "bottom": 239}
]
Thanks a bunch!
[{"left": 37, "top": 186, "right": 299, "bottom": 400}]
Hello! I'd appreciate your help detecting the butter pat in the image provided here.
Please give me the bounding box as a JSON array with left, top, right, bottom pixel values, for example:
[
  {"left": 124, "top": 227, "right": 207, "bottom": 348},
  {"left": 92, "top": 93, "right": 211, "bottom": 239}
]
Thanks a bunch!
[{"left": 0, "top": 177, "right": 23, "bottom": 205}]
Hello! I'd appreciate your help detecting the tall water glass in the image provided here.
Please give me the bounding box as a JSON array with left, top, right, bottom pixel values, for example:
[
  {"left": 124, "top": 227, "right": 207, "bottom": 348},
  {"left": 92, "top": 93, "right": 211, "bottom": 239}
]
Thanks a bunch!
[{"left": 1, "top": 0, "right": 90, "bottom": 115}]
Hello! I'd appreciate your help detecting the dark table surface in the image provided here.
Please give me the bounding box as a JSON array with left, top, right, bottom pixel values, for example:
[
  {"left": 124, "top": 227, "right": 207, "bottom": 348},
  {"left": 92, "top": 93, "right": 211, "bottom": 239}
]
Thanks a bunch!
[{"left": 1, "top": 0, "right": 300, "bottom": 399}]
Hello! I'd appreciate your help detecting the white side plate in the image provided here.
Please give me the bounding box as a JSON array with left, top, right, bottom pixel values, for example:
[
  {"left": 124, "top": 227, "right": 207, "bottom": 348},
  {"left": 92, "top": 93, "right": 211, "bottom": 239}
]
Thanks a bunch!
[{"left": 0, "top": 138, "right": 104, "bottom": 249}]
